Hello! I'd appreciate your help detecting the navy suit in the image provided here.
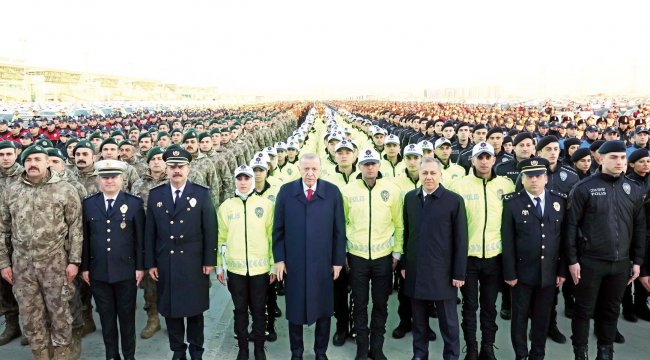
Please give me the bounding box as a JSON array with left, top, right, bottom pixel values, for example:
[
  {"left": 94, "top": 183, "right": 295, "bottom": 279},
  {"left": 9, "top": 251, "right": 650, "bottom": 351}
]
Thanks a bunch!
[
  {"left": 82, "top": 191, "right": 145, "bottom": 360},
  {"left": 501, "top": 189, "right": 567, "bottom": 359},
  {"left": 144, "top": 181, "right": 218, "bottom": 358}
]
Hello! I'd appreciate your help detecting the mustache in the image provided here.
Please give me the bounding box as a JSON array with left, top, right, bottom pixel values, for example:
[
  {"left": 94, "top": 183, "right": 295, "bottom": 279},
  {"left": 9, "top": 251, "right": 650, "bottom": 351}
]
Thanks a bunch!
[
  {"left": 76, "top": 160, "right": 86, "bottom": 165},
  {"left": 28, "top": 167, "right": 39, "bottom": 171}
]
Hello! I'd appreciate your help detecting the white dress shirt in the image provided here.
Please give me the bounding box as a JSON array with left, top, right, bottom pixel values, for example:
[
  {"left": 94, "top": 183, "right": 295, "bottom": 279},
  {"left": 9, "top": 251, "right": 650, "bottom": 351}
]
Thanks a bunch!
[
  {"left": 171, "top": 183, "right": 187, "bottom": 203},
  {"left": 526, "top": 190, "right": 545, "bottom": 217}
]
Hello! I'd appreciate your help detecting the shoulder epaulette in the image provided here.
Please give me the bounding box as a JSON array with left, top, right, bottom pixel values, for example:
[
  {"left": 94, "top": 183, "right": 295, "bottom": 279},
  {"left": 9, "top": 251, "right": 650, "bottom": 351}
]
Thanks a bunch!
[
  {"left": 549, "top": 189, "right": 568, "bottom": 199},
  {"left": 503, "top": 190, "right": 521, "bottom": 201}
]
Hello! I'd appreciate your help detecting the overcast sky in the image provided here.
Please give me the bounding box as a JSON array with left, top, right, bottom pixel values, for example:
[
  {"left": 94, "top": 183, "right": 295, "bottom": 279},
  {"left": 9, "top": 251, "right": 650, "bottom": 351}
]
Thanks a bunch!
[{"left": 2, "top": 0, "right": 649, "bottom": 99}]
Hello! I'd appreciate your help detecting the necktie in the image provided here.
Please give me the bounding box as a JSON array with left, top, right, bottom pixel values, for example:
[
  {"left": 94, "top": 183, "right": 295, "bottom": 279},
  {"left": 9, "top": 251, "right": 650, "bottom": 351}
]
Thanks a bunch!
[
  {"left": 424, "top": 193, "right": 432, "bottom": 204},
  {"left": 174, "top": 189, "right": 181, "bottom": 208},
  {"left": 106, "top": 199, "right": 114, "bottom": 214},
  {"left": 306, "top": 188, "right": 314, "bottom": 201},
  {"left": 534, "top": 197, "right": 543, "bottom": 218}
]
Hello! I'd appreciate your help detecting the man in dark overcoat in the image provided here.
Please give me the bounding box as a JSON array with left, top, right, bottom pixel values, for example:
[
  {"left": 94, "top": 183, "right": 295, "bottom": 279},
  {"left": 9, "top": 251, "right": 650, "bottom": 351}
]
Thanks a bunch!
[
  {"left": 144, "top": 148, "right": 217, "bottom": 360},
  {"left": 273, "top": 153, "right": 347, "bottom": 360},
  {"left": 401, "top": 157, "right": 468, "bottom": 360}
]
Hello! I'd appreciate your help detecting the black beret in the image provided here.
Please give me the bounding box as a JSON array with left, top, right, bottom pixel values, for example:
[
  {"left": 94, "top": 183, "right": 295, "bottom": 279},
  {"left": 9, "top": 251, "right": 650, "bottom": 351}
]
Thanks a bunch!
[
  {"left": 456, "top": 122, "right": 471, "bottom": 131},
  {"left": 486, "top": 127, "right": 504, "bottom": 139},
  {"left": 628, "top": 148, "right": 650, "bottom": 164},
  {"left": 535, "top": 135, "right": 559, "bottom": 151},
  {"left": 571, "top": 148, "right": 592, "bottom": 162},
  {"left": 513, "top": 132, "right": 534, "bottom": 146},
  {"left": 563, "top": 138, "right": 581, "bottom": 149},
  {"left": 472, "top": 124, "right": 487, "bottom": 133},
  {"left": 589, "top": 140, "right": 606, "bottom": 152},
  {"left": 597, "top": 140, "right": 627, "bottom": 155},
  {"left": 441, "top": 121, "right": 455, "bottom": 130},
  {"left": 503, "top": 136, "right": 513, "bottom": 145},
  {"left": 507, "top": 129, "right": 519, "bottom": 137}
]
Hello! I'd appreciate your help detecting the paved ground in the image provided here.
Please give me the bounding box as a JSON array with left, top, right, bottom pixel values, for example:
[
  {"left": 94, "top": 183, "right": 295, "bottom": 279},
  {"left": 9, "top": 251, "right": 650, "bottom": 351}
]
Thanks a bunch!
[{"left": 1, "top": 278, "right": 649, "bottom": 359}]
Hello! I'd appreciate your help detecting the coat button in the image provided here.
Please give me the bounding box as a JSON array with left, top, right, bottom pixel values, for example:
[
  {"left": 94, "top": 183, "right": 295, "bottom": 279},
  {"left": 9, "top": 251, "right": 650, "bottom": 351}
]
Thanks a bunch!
[
  {"left": 170, "top": 250, "right": 174, "bottom": 254},
  {"left": 107, "top": 248, "right": 111, "bottom": 251},
  {"left": 542, "top": 234, "right": 545, "bottom": 238},
  {"left": 180, "top": 251, "right": 184, "bottom": 254},
  {"left": 107, "top": 229, "right": 111, "bottom": 233},
  {"left": 542, "top": 245, "right": 545, "bottom": 249},
  {"left": 541, "top": 256, "right": 544, "bottom": 259},
  {"left": 180, "top": 220, "right": 184, "bottom": 224},
  {"left": 107, "top": 239, "right": 111, "bottom": 242},
  {"left": 180, "top": 235, "right": 184, "bottom": 239},
  {"left": 170, "top": 221, "right": 174, "bottom": 224},
  {"left": 541, "top": 223, "right": 544, "bottom": 227},
  {"left": 106, "top": 220, "right": 110, "bottom": 224},
  {"left": 170, "top": 236, "right": 174, "bottom": 239}
]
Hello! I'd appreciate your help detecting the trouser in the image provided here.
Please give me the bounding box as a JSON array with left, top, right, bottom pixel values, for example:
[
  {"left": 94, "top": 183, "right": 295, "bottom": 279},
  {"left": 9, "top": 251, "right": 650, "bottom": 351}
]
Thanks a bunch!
[
  {"left": 511, "top": 282, "right": 555, "bottom": 359},
  {"left": 140, "top": 272, "right": 158, "bottom": 313},
  {"left": 348, "top": 254, "right": 393, "bottom": 349},
  {"left": 333, "top": 267, "right": 350, "bottom": 331},
  {"left": 90, "top": 277, "right": 137, "bottom": 359},
  {"left": 165, "top": 314, "right": 204, "bottom": 357},
  {"left": 12, "top": 251, "right": 73, "bottom": 351},
  {"left": 460, "top": 256, "right": 502, "bottom": 347},
  {"left": 227, "top": 272, "right": 268, "bottom": 343},
  {"left": 622, "top": 279, "right": 649, "bottom": 314},
  {"left": 396, "top": 262, "right": 412, "bottom": 325},
  {"left": 289, "top": 317, "right": 330, "bottom": 357},
  {"left": 562, "top": 278, "right": 575, "bottom": 312},
  {"left": 571, "top": 258, "right": 630, "bottom": 347},
  {"left": 0, "top": 277, "right": 18, "bottom": 317},
  {"left": 500, "top": 282, "right": 511, "bottom": 311},
  {"left": 412, "top": 298, "right": 459, "bottom": 360}
]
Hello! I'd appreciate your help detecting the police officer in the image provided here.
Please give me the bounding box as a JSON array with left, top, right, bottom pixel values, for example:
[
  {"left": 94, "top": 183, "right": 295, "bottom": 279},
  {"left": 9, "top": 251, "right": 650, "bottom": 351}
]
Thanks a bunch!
[
  {"left": 217, "top": 164, "right": 275, "bottom": 360},
  {"left": 81, "top": 160, "right": 146, "bottom": 360},
  {"left": 502, "top": 158, "right": 567, "bottom": 360},
  {"left": 144, "top": 148, "right": 218, "bottom": 360},
  {"left": 565, "top": 140, "right": 646, "bottom": 360}
]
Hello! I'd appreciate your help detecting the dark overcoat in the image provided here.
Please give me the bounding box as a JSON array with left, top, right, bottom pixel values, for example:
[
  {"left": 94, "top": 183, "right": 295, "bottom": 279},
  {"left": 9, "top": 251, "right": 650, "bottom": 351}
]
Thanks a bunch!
[
  {"left": 402, "top": 185, "right": 468, "bottom": 300},
  {"left": 272, "top": 179, "right": 346, "bottom": 325},
  {"left": 144, "top": 181, "right": 218, "bottom": 318}
]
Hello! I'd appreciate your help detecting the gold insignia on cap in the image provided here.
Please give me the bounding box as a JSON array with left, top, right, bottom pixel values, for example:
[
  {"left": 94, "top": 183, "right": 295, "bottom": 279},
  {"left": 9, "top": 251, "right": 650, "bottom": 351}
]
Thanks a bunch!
[
  {"left": 530, "top": 160, "right": 538, "bottom": 166},
  {"left": 173, "top": 150, "right": 180, "bottom": 156},
  {"left": 553, "top": 202, "right": 560, "bottom": 211}
]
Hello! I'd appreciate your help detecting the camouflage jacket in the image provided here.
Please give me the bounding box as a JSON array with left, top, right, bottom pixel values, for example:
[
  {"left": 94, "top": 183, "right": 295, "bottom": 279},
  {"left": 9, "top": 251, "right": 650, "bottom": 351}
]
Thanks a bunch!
[
  {"left": 58, "top": 169, "right": 88, "bottom": 200},
  {"left": 204, "top": 149, "right": 235, "bottom": 203},
  {"left": 0, "top": 171, "right": 83, "bottom": 268},
  {"left": 188, "top": 152, "right": 221, "bottom": 208},
  {"left": 0, "top": 163, "right": 24, "bottom": 191},
  {"left": 124, "top": 156, "right": 148, "bottom": 178},
  {"left": 131, "top": 171, "right": 168, "bottom": 211},
  {"left": 122, "top": 162, "right": 141, "bottom": 192},
  {"left": 71, "top": 166, "right": 100, "bottom": 196},
  {"left": 215, "top": 147, "right": 238, "bottom": 174},
  {"left": 224, "top": 141, "right": 247, "bottom": 168}
]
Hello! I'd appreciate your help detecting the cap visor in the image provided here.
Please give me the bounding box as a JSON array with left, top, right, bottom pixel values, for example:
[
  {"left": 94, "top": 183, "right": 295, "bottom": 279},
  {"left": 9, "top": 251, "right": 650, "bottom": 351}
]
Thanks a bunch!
[{"left": 522, "top": 169, "right": 546, "bottom": 176}]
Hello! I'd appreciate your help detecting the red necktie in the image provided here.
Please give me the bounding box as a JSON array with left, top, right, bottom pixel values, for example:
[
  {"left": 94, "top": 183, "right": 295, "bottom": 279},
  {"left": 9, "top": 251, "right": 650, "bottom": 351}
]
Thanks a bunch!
[{"left": 307, "top": 188, "right": 314, "bottom": 201}]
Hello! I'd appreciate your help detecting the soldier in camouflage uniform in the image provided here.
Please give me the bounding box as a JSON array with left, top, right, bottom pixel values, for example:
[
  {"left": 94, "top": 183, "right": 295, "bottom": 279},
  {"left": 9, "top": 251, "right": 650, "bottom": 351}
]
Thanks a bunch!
[
  {"left": 222, "top": 127, "right": 247, "bottom": 166},
  {"left": 199, "top": 131, "right": 234, "bottom": 203},
  {"left": 0, "top": 141, "right": 23, "bottom": 346},
  {"left": 48, "top": 148, "right": 88, "bottom": 203},
  {"left": 211, "top": 129, "right": 238, "bottom": 175},
  {"left": 99, "top": 138, "right": 140, "bottom": 192},
  {"left": 0, "top": 145, "right": 83, "bottom": 360},
  {"left": 181, "top": 130, "right": 221, "bottom": 207},
  {"left": 130, "top": 147, "right": 167, "bottom": 339},
  {"left": 119, "top": 140, "right": 148, "bottom": 178},
  {"left": 64, "top": 138, "right": 79, "bottom": 172}
]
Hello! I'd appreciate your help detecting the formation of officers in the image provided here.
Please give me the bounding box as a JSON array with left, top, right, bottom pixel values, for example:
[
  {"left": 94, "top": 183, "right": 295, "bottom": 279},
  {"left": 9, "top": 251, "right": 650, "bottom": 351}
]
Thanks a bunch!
[{"left": 0, "top": 102, "right": 648, "bottom": 360}]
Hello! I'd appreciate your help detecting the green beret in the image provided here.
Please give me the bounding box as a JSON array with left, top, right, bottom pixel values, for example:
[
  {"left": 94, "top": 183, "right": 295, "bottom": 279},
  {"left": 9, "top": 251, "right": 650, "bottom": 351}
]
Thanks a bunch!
[
  {"left": 33, "top": 139, "right": 53, "bottom": 148},
  {"left": 209, "top": 119, "right": 220, "bottom": 125},
  {"left": 182, "top": 129, "right": 198, "bottom": 143},
  {"left": 0, "top": 141, "right": 17, "bottom": 150},
  {"left": 220, "top": 127, "right": 230, "bottom": 133},
  {"left": 128, "top": 128, "right": 139, "bottom": 134},
  {"left": 46, "top": 148, "right": 65, "bottom": 160},
  {"left": 166, "top": 144, "right": 182, "bottom": 151},
  {"left": 148, "top": 125, "right": 158, "bottom": 131},
  {"left": 110, "top": 130, "right": 125, "bottom": 137},
  {"left": 146, "top": 146, "right": 165, "bottom": 163},
  {"left": 197, "top": 131, "right": 211, "bottom": 142},
  {"left": 156, "top": 131, "right": 170, "bottom": 141},
  {"left": 20, "top": 145, "right": 48, "bottom": 162},
  {"left": 138, "top": 132, "right": 151, "bottom": 141},
  {"left": 73, "top": 140, "right": 96, "bottom": 154},
  {"left": 170, "top": 128, "right": 183, "bottom": 135},
  {"left": 88, "top": 131, "right": 103, "bottom": 140},
  {"left": 65, "top": 138, "right": 80, "bottom": 148},
  {"left": 228, "top": 125, "right": 237, "bottom": 131},
  {"left": 210, "top": 128, "right": 221, "bottom": 135},
  {"left": 118, "top": 140, "right": 135, "bottom": 148},
  {"left": 99, "top": 138, "right": 119, "bottom": 151}
]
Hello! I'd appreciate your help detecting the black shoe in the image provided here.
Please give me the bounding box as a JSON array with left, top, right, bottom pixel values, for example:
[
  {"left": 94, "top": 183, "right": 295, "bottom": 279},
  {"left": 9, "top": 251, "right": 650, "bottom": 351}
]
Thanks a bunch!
[
  {"left": 500, "top": 308, "right": 511, "bottom": 320},
  {"left": 290, "top": 356, "right": 302, "bottom": 360},
  {"left": 547, "top": 325, "right": 567, "bottom": 344},
  {"left": 463, "top": 342, "right": 479, "bottom": 360},
  {"left": 478, "top": 345, "right": 497, "bottom": 360},
  {"left": 272, "top": 304, "right": 282, "bottom": 318},
  {"left": 572, "top": 345, "right": 588, "bottom": 360},
  {"left": 265, "top": 325, "right": 277, "bottom": 342},
  {"left": 596, "top": 344, "right": 613, "bottom": 360},
  {"left": 368, "top": 349, "right": 388, "bottom": 360},
  {"left": 391, "top": 322, "right": 412, "bottom": 339},
  {"left": 332, "top": 328, "right": 348, "bottom": 346},
  {"left": 172, "top": 351, "right": 188, "bottom": 360},
  {"left": 623, "top": 309, "right": 638, "bottom": 322},
  {"left": 254, "top": 345, "right": 266, "bottom": 360},
  {"left": 237, "top": 344, "right": 249, "bottom": 360},
  {"left": 427, "top": 327, "right": 436, "bottom": 341},
  {"left": 315, "top": 355, "right": 328, "bottom": 360},
  {"left": 614, "top": 330, "right": 625, "bottom": 344}
]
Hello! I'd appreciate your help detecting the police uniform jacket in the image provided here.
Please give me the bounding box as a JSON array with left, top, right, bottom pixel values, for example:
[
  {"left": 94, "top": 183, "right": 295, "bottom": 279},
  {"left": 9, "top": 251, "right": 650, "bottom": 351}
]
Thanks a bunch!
[
  {"left": 81, "top": 191, "right": 145, "bottom": 283},
  {"left": 144, "top": 181, "right": 218, "bottom": 318},
  {"left": 501, "top": 190, "right": 567, "bottom": 288}
]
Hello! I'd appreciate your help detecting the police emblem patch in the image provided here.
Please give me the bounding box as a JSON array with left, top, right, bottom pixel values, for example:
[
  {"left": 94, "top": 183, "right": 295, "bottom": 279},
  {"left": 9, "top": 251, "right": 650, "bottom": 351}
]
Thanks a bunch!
[
  {"left": 287, "top": 168, "right": 293, "bottom": 175},
  {"left": 560, "top": 171, "right": 567, "bottom": 181},
  {"left": 553, "top": 202, "right": 560, "bottom": 211},
  {"left": 268, "top": 195, "right": 276, "bottom": 202},
  {"left": 497, "top": 189, "right": 504, "bottom": 200},
  {"left": 381, "top": 190, "right": 390, "bottom": 202},
  {"left": 522, "top": 210, "right": 529, "bottom": 216},
  {"left": 623, "top": 183, "right": 631, "bottom": 195},
  {"left": 255, "top": 207, "right": 264, "bottom": 218}
]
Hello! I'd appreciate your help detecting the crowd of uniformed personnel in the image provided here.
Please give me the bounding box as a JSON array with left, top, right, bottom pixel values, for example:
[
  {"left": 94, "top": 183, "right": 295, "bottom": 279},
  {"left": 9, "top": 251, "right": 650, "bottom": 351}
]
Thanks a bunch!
[{"left": 0, "top": 101, "right": 648, "bottom": 360}]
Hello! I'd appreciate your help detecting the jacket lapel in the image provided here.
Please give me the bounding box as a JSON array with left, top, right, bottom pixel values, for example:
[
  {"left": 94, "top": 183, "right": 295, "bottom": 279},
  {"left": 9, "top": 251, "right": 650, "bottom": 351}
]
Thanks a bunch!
[
  {"left": 94, "top": 193, "right": 108, "bottom": 218},
  {"left": 173, "top": 182, "right": 193, "bottom": 217},
  {"left": 112, "top": 192, "right": 127, "bottom": 220},
  {"left": 293, "top": 179, "right": 308, "bottom": 205},
  {"left": 542, "top": 190, "right": 552, "bottom": 221},
  {"left": 160, "top": 183, "right": 175, "bottom": 217}
]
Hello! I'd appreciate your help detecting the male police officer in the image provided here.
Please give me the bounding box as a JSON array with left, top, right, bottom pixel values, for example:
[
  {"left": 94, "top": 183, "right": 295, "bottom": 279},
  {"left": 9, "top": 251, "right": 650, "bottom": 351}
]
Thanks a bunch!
[{"left": 81, "top": 160, "right": 146, "bottom": 360}]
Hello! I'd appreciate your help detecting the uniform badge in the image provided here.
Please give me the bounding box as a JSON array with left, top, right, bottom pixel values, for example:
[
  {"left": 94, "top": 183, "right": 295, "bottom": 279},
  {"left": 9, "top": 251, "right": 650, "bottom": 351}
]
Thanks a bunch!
[
  {"left": 380, "top": 190, "right": 390, "bottom": 202},
  {"left": 497, "top": 189, "right": 504, "bottom": 200},
  {"left": 553, "top": 202, "right": 560, "bottom": 212},
  {"left": 623, "top": 183, "right": 631, "bottom": 195},
  {"left": 287, "top": 168, "right": 293, "bottom": 175},
  {"left": 189, "top": 198, "right": 197, "bottom": 208},
  {"left": 120, "top": 204, "right": 128, "bottom": 214},
  {"left": 255, "top": 207, "right": 264, "bottom": 218},
  {"left": 522, "top": 210, "right": 529, "bottom": 216},
  {"left": 560, "top": 171, "right": 567, "bottom": 181},
  {"left": 120, "top": 222, "right": 127, "bottom": 229},
  {"left": 157, "top": 202, "right": 162, "bottom": 208},
  {"left": 268, "top": 195, "right": 276, "bottom": 202}
]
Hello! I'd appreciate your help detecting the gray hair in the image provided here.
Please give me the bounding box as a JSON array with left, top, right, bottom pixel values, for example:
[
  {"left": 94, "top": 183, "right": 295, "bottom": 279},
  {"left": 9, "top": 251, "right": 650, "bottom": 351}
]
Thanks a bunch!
[
  {"left": 420, "top": 156, "right": 442, "bottom": 169},
  {"left": 299, "top": 153, "right": 321, "bottom": 166}
]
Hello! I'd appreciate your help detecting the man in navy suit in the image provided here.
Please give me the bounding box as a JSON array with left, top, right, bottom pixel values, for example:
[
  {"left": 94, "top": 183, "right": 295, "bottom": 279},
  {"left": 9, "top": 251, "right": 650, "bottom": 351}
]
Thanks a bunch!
[
  {"left": 144, "top": 148, "right": 217, "bottom": 360},
  {"left": 273, "top": 153, "right": 347, "bottom": 360},
  {"left": 81, "top": 159, "right": 146, "bottom": 360}
]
